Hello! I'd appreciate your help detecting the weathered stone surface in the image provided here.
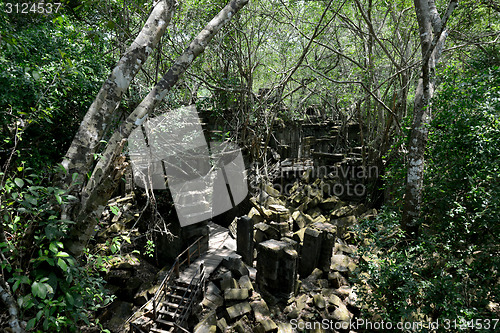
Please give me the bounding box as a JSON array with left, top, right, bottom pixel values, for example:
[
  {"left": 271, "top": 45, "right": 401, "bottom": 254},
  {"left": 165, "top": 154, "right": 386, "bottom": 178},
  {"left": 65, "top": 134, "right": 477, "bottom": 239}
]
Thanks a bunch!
[
  {"left": 255, "top": 318, "right": 278, "bottom": 333},
  {"left": 238, "top": 275, "right": 254, "bottom": 292},
  {"left": 290, "top": 191, "right": 305, "bottom": 205},
  {"left": 233, "top": 315, "right": 252, "bottom": 333},
  {"left": 277, "top": 322, "right": 293, "bottom": 333},
  {"left": 226, "top": 302, "right": 252, "bottom": 320},
  {"left": 345, "top": 288, "right": 357, "bottom": 308},
  {"left": 295, "top": 294, "right": 309, "bottom": 311},
  {"left": 222, "top": 257, "right": 249, "bottom": 278},
  {"left": 221, "top": 277, "right": 239, "bottom": 290},
  {"left": 254, "top": 228, "right": 267, "bottom": 244},
  {"left": 237, "top": 216, "right": 254, "bottom": 265},
  {"left": 301, "top": 268, "right": 323, "bottom": 292},
  {"left": 335, "top": 285, "right": 352, "bottom": 298},
  {"left": 270, "top": 221, "right": 290, "bottom": 236},
  {"left": 265, "top": 184, "right": 281, "bottom": 197},
  {"left": 330, "top": 254, "right": 354, "bottom": 272},
  {"left": 307, "top": 206, "right": 323, "bottom": 219},
  {"left": 269, "top": 204, "right": 290, "bottom": 221},
  {"left": 317, "top": 279, "right": 329, "bottom": 289},
  {"left": 336, "top": 215, "right": 357, "bottom": 227},
  {"left": 319, "top": 196, "right": 340, "bottom": 211},
  {"left": 312, "top": 214, "right": 327, "bottom": 224},
  {"left": 292, "top": 228, "right": 306, "bottom": 243},
  {"left": 291, "top": 210, "right": 306, "bottom": 229},
  {"left": 330, "top": 205, "right": 354, "bottom": 218},
  {"left": 255, "top": 222, "right": 280, "bottom": 240},
  {"left": 250, "top": 299, "right": 271, "bottom": 322},
  {"left": 224, "top": 288, "right": 249, "bottom": 301},
  {"left": 335, "top": 242, "right": 356, "bottom": 255},
  {"left": 313, "top": 294, "right": 326, "bottom": 309},
  {"left": 281, "top": 237, "right": 298, "bottom": 252},
  {"left": 328, "top": 271, "right": 349, "bottom": 288},
  {"left": 299, "top": 227, "right": 322, "bottom": 277},
  {"left": 194, "top": 310, "right": 217, "bottom": 333},
  {"left": 202, "top": 291, "right": 224, "bottom": 309},
  {"left": 217, "top": 317, "right": 228, "bottom": 333},
  {"left": 256, "top": 239, "right": 298, "bottom": 298},
  {"left": 202, "top": 282, "right": 223, "bottom": 310},
  {"left": 248, "top": 207, "right": 265, "bottom": 224},
  {"left": 330, "top": 303, "right": 352, "bottom": 322},
  {"left": 297, "top": 200, "right": 309, "bottom": 213},
  {"left": 100, "top": 301, "right": 133, "bottom": 332},
  {"left": 311, "top": 222, "right": 336, "bottom": 272},
  {"left": 106, "top": 269, "right": 132, "bottom": 284},
  {"left": 287, "top": 307, "right": 299, "bottom": 319}
]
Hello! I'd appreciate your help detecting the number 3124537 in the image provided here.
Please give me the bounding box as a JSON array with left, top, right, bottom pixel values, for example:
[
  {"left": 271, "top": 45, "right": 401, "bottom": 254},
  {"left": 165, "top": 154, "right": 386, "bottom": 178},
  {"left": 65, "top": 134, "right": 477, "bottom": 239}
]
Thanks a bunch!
[{"left": 5, "top": 2, "right": 62, "bottom": 14}]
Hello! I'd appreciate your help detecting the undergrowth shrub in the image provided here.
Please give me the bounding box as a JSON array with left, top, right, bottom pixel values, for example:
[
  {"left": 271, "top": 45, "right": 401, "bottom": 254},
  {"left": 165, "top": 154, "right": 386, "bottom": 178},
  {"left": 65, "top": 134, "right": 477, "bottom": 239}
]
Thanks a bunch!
[
  {"left": 353, "top": 54, "right": 499, "bottom": 332},
  {"left": 1, "top": 170, "right": 115, "bottom": 332}
]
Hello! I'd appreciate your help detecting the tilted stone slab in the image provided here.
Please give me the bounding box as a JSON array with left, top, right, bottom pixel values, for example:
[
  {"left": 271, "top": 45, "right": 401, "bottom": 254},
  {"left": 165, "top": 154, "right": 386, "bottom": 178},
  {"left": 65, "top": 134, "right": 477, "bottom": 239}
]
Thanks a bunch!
[
  {"left": 226, "top": 301, "right": 252, "bottom": 320},
  {"left": 224, "top": 288, "right": 249, "bottom": 301}
]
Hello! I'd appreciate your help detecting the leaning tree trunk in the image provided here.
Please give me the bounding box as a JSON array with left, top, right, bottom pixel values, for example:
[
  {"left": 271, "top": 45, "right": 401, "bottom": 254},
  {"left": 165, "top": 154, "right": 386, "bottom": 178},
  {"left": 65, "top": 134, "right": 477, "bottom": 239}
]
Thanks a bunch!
[
  {"left": 59, "top": 0, "right": 174, "bottom": 194},
  {"left": 65, "top": 0, "right": 250, "bottom": 256},
  {"left": 401, "top": 0, "right": 458, "bottom": 238}
]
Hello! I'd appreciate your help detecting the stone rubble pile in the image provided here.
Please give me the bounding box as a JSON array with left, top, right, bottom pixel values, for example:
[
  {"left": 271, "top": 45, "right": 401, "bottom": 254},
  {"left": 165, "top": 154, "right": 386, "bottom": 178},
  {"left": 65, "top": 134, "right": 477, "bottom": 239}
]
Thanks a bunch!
[
  {"left": 195, "top": 170, "right": 377, "bottom": 332},
  {"left": 194, "top": 257, "right": 294, "bottom": 333}
]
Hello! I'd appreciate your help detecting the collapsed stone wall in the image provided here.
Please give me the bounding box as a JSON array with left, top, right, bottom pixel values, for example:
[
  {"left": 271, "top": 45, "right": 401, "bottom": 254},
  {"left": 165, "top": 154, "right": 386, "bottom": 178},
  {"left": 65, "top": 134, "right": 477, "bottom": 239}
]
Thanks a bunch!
[
  {"left": 271, "top": 119, "right": 364, "bottom": 160},
  {"left": 193, "top": 169, "right": 378, "bottom": 332}
]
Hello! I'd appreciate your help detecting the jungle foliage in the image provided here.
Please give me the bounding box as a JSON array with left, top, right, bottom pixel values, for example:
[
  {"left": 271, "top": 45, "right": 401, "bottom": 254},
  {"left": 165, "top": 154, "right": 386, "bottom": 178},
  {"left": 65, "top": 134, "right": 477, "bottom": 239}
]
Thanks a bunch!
[
  {"left": 0, "top": 0, "right": 499, "bottom": 331},
  {"left": 355, "top": 51, "right": 500, "bottom": 331}
]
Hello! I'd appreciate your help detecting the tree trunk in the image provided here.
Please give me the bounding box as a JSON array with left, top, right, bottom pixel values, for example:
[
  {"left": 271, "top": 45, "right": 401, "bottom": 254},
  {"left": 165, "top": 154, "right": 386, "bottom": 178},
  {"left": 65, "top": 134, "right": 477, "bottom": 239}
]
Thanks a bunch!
[
  {"left": 59, "top": 0, "right": 174, "bottom": 190},
  {"left": 401, "top": 0, "right": 458, "bottom": 238},
  {"left": 0, "top": 275, "right": 24, "bottom": 333},
  {"left": 65, "top": 0, "right": 250, "bottom": 256}
]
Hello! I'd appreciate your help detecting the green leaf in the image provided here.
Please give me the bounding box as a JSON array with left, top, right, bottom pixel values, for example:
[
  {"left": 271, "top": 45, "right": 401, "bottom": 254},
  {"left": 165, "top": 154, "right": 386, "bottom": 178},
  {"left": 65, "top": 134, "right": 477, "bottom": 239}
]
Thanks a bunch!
[
  {"left": 66, "top": 292, "right": 74, "bottom": 306},
  {"left": 45, "top": 225, "right": 58, "bottom": 240},
  {"left": 57, "top": 258, "right": 68, "bottom": 272},
  {"left": 49, "top": 242, "right": 58, "bottom": 253},
  {"left": 13, "top": 279, "right": 21, "bottom": 292},
  {"left": 56, "top": 251, "right": 70, "bottom": 257},
  {"left": 26, "top": 318, "right": 37, "bottom": 330},
  {"left": 24, "top": 194, "right": 37, "bottom": 206},
  {"left": 14, "top": 178, "right": 24, "bottom": 188},
  {"left": 110, "top": 206, "right": 120, "bottom": 215},
  {"left": 32, "top": 281, "right": 48, "bottom": 299},
  {"left": 110, "top": 243, "right": 118, "bottom": 254},
  {"left": 55, "top": 194, "right": 62, "bottom": 205},
  {"left": 36, "top": 309, "right": 43, "bottom": 321}
]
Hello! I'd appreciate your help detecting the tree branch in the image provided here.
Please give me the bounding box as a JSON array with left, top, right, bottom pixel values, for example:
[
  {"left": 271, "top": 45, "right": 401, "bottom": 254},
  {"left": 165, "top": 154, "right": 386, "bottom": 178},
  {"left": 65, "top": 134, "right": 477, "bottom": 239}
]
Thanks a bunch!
[{"left": 65, "top": 0, "right": 250, "bottom": 257}]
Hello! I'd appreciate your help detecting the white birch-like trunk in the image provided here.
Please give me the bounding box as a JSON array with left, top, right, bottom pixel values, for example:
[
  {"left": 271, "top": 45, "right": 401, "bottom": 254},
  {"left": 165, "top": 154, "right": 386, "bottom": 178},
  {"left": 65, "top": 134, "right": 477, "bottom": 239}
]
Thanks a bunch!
[
  {"left": 401, "top": 0, "right": 458, "bottom": 238},
  {"left": 60, "top": 0, "right": 174, "bottom": 188},
  {"left": 65, "top": 0, "right": 250, "bottom": 256}
]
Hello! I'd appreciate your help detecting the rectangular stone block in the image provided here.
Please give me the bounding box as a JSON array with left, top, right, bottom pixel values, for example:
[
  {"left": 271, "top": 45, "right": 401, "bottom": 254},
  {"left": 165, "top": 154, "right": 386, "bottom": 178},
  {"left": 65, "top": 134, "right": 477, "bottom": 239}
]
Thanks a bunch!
[
  {"left": 299, "top": 227, "right": 322, "bottom": 277},
  {"left": 237, "top": 216, "right": 254, "bottom": 265},
  {"left": 224, "top": 288, "right": 249, "bottom": 301},
  {"left": 256, "top": 239, "right": 298, "bottom": 299},
  {"left": 226, "top": 301, "right": 252, "bottom": 320}
]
